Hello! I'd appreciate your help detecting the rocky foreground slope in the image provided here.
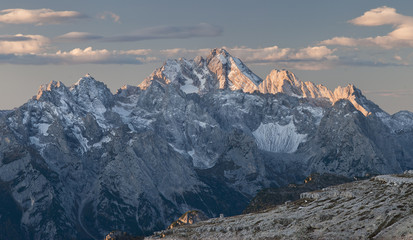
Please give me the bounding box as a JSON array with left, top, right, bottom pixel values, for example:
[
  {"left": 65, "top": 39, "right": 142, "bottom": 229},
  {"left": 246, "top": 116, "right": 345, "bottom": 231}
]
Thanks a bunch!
[
  {"left": 243, "top": 173, "right": 355, "bottom": 214},
  {"left": 148, "top": 172, "right": 413, "bottom": 240},
  {"left": 0, "top": 48, "right": 412, "bottom": 239}
]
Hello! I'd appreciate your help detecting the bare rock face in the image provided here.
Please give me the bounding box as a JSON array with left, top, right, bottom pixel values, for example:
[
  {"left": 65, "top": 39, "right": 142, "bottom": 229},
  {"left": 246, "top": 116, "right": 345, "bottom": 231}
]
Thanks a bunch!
[
  {"left": 168, "top": 210, "right": 209, "bottom": 229},
  {"left": 0, "top": 49, "right": 412, "bottom": 239},
  {"left": 148, "top": 173, "right": 413, "bottom": 240}
]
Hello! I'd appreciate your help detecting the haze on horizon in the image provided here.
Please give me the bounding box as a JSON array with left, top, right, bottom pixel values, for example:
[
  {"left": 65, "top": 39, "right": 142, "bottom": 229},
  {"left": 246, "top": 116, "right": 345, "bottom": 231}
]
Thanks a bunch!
[{"left": 0, "top": 0, "right": 412, "bottom": 114}]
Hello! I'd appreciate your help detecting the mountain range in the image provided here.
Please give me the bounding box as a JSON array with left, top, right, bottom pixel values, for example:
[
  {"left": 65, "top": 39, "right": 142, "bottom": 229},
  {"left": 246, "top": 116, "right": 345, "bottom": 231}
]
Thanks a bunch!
[{"left": 0, "top": 48, "right": 412, "bottom": 239}]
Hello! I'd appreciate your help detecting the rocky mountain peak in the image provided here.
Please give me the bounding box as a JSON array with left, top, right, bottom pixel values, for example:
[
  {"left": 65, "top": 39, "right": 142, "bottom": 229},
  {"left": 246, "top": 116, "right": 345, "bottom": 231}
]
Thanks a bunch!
[
  {"left": 332, "top": 84, "right": 382, "bottom": 116},
  {"left": 207, "top": 48, "right": 230, "bottom": 59},
  {"left": 140, "top": 48, "right": 262, "bottom": 94},
  {"left": 34, "top": 80, "right": 73, "bottom": 108},
  {"left": 333, "top": 84, "right": 357, "bottom": 99},
  {"left": 139, "top": 57, "right": 205, "bottom": 93},
  {"left": 258, "top": 69, "right": 382, "bottom": 116},
  {"left": 259, "top": 69, "right": 302, "bottom": 96},
  {"left": 268, "top": 69, "right": 300, "bottom": 85},
  {"left": 71, "top": 74, "right": 106, "bottom": 90},
  {"left": 69, "top": 74, "right": 114, "bottom": 113},
  {"left": 205, "top": 48, "right": 262, "bottom": 92},
  {"left": 36, "top": 80, "right": 67, "bottom": 100}
]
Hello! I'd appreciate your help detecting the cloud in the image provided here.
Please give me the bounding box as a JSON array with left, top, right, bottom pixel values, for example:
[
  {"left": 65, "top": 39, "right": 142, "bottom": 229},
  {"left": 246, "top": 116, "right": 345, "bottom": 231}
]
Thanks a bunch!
[
  {"left": 49, "top": 47, "right": 157, "bottom": 64},
  {"left": 0, "top": 47, "right": 155, "bottom": 65},
  {"left": 160, "top": 46, "right": 337, "bottom": 63},
  {"left": 0, "top": 35, "right": 33, "bottom": 41},
  {"left": 53, "top": 47, "right": 113, "bottom": 63},
  {"left": 118, "top": 49, "right": 152, "bottom": 55},
  {"left": 0, "top": 8, "right": 87, "bottom": 25},
  {"left": 158, "top": 45, "right": 338, "bottom": 70},
  {"left": 321, "top": 6, "right": 413, "bottom": 48},
  {"left": 157, "top": 46, "right": 408, "bottom": 70},
  {"left": 0, "top": 45, "right": 405, "bottom": 69},
  {"left": 349, "top": 6, "right": 409, "bottom": 26},
  {"left": 98, "top": 11, "right": 120, "bottom": 23},
  {"left": 55, "top": 32, "right": 103, "bottom": 42},
  {"left": 226, "top": 45, "right": 338, "bottom": 70},
  {"left": 0, "top": 34, "right": 49, "bottom": 54},
  {"left": 105, "top": 23, "right": 222, "bottom": 42},
  {"left": 394, "top": 55, "right": 402, "bottom": 61}
]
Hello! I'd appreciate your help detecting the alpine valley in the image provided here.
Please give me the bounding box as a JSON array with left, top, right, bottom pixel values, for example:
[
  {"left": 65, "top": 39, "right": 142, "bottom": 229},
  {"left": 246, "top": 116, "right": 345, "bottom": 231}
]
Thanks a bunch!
[{"left": 0, "top": 48, "right": 412, "bottom": 239}]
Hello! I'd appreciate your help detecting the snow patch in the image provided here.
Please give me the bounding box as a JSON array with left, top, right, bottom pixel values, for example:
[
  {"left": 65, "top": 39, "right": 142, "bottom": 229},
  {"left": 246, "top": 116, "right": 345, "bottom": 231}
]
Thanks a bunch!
[
  {"left": 37, "top": 123, "right": 51, "bottom": 136},
  {"left": 169, "top": 144, "right": 186, "bottom": 155},
  {"left": 92, "top": 136, "right": 111, "bottom": 148},
  {"left": 253, "top": 121, "right": 306, "bottom": 153},
  {"left": 194, "top": 120, "right": 208, "bottom": 128},
  {"left": 73, "top": 125, "right": 89, "bottom": 152},
  {"left": 180, "top": 78, "right": 198, "bottom": 94}
]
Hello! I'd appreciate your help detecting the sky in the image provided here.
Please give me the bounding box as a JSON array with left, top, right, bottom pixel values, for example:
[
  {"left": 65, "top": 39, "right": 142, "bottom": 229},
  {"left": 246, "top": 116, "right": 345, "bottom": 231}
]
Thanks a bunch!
[{"left": 0, "top": 0, "right": 412, "bottom": 114}]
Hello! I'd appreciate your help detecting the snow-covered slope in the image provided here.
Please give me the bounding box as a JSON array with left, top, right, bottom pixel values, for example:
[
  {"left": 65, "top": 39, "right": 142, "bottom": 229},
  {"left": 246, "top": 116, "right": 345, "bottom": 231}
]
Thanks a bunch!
[{"left": 253, "top": 121, "right": 306, "bottom": 153}]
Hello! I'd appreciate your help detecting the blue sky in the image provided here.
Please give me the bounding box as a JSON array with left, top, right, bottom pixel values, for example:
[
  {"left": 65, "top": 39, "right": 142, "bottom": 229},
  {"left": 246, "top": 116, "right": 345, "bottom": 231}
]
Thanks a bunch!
[{"left": 0, "top": 0, "right": 412, "bottom": 113}]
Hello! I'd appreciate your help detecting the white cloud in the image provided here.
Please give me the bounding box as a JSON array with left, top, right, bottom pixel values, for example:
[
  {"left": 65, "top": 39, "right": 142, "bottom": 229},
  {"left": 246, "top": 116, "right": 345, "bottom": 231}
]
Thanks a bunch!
[
  {"left": 42, "top": 47, "right": 154, "bottom": 64},
  {"left": 54, "top": 47, "right": 111, "bottom": 63},
  {"left": 0, "top": 8, "right": 86, "bottom": 25},
  {"left": 349, "top": 6, "right": 409, "bottom": 26},
  {"left": 0, "top": 44, "right": 330, "bottom": 68},
  {"left": 0, "top": 34, "right": 49, "bottom": 54},
  {"left": 394, "top": 55, "right": 402, "bottom": 61},
  {"left": 55, "top": 32, "right": 103, "bottom": 42},
  {"left": 294, "top": 46, "right": 337, "bottom": 60},
  {"left": 0, "top": 45, "right": 404, "bottom": 69},
  {"left": 98, "top": 11, "right": 120, "bottom": 23},
  {"left": 321, "top": 6, "right": 413, "bottom": 49},
  {"left": 225, "top": 45, "right": 337, "bottom": 63}
]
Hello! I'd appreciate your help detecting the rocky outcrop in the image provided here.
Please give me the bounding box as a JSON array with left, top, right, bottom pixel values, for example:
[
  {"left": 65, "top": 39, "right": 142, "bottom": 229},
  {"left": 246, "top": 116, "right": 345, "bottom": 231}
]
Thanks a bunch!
[
  {"left": 148, "top": 173, "right": 413, "bottom": 240},
  {"left": 167, "top": 210, "right": 209, "bottom": 229}
]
